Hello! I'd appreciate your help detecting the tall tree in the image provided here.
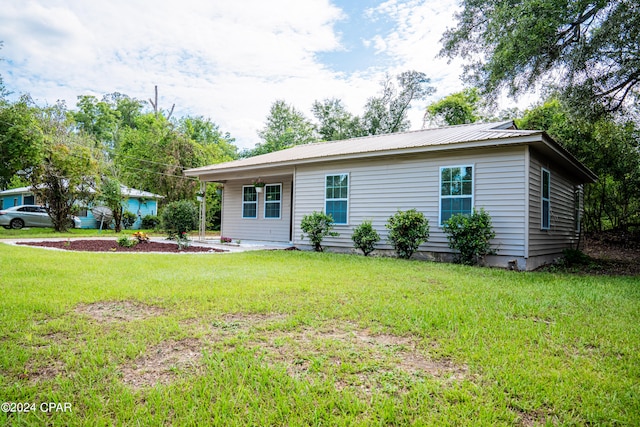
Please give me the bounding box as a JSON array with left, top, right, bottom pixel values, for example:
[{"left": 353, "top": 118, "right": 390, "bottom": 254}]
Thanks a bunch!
[
  {"left": 30, "top": 102, "right": 100, "bottom": 232},
  {"left": 70, "top": 93, "right": 145, "bottom": 151},
  {"left": 117, "top": 113, "right": 211, "bottom": 203},
  {"left": 440, "top": 0, "right": 640, "bottom": 117},
  {"left": 424, "top": 88, "right": 482, "bottom": 127},
  {"left": 249, "top": 100, "right": 316, "bottom": 156},
  {"left": 177, "top": 116, "right": 238, "bottom": 161},
  {"left": 312, "top": 98, "right": 365, "bottom": 141},
  {"left": 362, "top": 71, "right": 435, "bottom": 135},
  {"left": 0, "top": 95, "right": 45, "bottom": 190}
]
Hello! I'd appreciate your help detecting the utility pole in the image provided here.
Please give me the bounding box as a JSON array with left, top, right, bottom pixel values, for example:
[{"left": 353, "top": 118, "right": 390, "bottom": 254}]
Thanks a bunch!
[{"left": 148, "top": 85, "right": 175, "bottom": 120}]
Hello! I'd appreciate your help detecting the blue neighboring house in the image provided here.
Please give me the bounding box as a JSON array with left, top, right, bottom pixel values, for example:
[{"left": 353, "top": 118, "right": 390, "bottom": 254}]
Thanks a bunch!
[{"left": 0, "top": 185, "right": 163, "bottom": 229}]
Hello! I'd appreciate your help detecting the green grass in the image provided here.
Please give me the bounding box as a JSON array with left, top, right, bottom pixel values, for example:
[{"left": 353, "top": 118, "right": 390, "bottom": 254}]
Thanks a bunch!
[{"left": 1, "top": 244, "right": 638, "bottom": 426}]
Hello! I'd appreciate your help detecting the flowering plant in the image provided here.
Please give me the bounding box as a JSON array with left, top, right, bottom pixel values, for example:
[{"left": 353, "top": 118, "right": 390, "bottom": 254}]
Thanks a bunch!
[
  {"left": 220, "top": 236, "right": 232, "bottom": 244},
  {"left": 132, "top": 231, "right": 150, "bottom": 243}
]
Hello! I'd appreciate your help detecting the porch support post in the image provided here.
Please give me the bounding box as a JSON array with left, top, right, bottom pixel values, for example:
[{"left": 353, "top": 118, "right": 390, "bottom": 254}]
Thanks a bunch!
[{"left": 198, "top": 181, "right": 206, "bottom": 242}]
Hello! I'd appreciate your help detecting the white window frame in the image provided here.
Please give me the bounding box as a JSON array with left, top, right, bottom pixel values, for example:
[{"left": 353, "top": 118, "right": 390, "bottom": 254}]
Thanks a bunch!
[
  {"left": 541, "top": 168, "right": 551, "bottom": 230},
  {"left": 242, "top": 185, "right": 258, "bottom": 219},
  {"left": 439, "top": 165, "right": 474, "bottom": 226},
  {"left": 325, "top": 173, "right": 349, "bottom": 225},
  {"left": 263, "top": 183, "right": 282, "bottom": 220}
]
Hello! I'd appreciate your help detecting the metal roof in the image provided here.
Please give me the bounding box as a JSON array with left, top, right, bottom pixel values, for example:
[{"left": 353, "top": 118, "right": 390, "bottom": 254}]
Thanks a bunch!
[
  {"left": 184, "top": 120, "right": 596, "bottom": 183},
  {"left": 186, "top": 121, "right": 534, "bottom": 174},
  {"left": 0, "top": 185, "right": 163, "bottom": 199}
]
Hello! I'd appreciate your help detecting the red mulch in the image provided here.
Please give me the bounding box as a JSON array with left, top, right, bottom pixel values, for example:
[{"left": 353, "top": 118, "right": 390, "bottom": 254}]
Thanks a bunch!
[{"left": 17, "top": 239, "right": 227, "bottom": 253}]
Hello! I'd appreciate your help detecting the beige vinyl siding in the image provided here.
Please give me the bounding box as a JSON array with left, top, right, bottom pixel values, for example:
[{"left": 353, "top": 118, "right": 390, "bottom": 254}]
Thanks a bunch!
[
  {"left": 293, "top": 146, "right": 527, "bottom": 257},
  {"left": 528, "top": 152, "right": 579, "bottom": 256},
  {"left": 221, "top": 175, "right": 292, "bottom": 242}
]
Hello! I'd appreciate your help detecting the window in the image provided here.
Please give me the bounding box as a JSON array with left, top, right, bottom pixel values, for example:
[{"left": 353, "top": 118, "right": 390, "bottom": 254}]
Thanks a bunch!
[
  {"left": 264, "top": 184, "right": 281, "bottom": 219},
  {"left": 325, "top": 174, "right": 348, "bottom": 224},
  {"left": 242, "top": 186, "right": 258, "bottom": 219},
  {"left": 541, "top": 168, "right": 550, "bottom": 230},
  {"left": 24, "top": 195, "right": 35, "bottom": 205},
  {"left": 440, "top": 165, "right": 473, "bottom": 224}
]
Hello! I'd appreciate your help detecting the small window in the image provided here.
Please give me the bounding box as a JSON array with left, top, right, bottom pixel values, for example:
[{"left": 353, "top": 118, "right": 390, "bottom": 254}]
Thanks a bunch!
[
  {"left": 325, "top": 174, "right": 348, "bottom": 224},
  {"left": 242, "top": 186, "right": 258, "bottom": 219},
  {"left": 440, "top": 165, "right": 473, "bottom": 224},
  {"left": 24, "top": 195, "right": 35, "bottom": 205},
  {"left": 541, "top": 168, "right": 550, "bottom": 230},
  {"left": 264, "top": 184, "right": 281, "bottom": 219}
]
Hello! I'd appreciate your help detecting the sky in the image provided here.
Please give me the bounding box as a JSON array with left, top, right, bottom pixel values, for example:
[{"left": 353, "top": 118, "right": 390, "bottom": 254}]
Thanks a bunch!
[{"left": 0, "top": 0, "right": 480, "bottom": 149}]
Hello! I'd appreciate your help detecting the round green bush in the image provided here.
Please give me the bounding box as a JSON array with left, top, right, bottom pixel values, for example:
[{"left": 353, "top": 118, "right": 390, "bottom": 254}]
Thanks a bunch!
[
  {"left": 352, "top": 220, "right": 380, "bottom": 256},
  {"left": 300, "top": 211, "right": 339, "bottom": 252},
  {"left": 386, "top": 209, "right": 430, "bottom": 259},
  {"left": 161, "top": 200, "right": 199, "bottom": 237},
  {"left": 442, "top": 208, "right": 496, "bottom": 265}
]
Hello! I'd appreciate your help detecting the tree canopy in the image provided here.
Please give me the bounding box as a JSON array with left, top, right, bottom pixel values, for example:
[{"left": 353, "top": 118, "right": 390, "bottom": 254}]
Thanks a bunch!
[
  {"left": 517, "top": 97, "right": 640, "bottom": 231},
  {"left": 424, "top": 88, "right": 482, "bottom": 127},
  {"left": 247, "top": 100, "right": 317, "bottom": 157},
  {"left": 440, "top": 0, "right": 640, "bottom": 117}
]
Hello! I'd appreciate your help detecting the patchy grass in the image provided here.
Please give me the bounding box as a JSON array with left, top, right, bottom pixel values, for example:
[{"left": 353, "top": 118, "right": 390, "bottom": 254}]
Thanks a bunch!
[{"left": 1, "top": 244, "right": 639, "bottom": 426}]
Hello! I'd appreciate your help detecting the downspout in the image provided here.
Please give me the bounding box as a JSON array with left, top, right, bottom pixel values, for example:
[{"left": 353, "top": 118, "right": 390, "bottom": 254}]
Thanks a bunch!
[
  {"left": 524, "top": 146, "right": 530, "bottom": 261},
  {"left": 290, "top": 166, "right": 296, "bottom": 244}
]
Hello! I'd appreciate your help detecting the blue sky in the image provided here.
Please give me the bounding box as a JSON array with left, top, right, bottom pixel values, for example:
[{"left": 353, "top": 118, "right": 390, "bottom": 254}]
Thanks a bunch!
[{"left": 0, "top": 0, "right": 475, "bottom": 149}]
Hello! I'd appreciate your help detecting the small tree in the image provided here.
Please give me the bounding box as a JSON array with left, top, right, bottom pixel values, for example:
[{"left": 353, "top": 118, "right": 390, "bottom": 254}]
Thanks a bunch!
[
  {"left": 442, "top": 208, "right": 496, "bottom": 265},
  {"left": 122, "top": 211, "right": 137, "bottom": 229},
  {"left": 100, "top": 177, "right": 125, "bottom": 232},
  {"left": 351, "top": 220, "right": 380, "bottom": 256},
  {"left": 161, "top": 200, "right": 198, "bottom": 238},
  {"left": 300, "top": 211, "right": 338, "bottom": 252},
  {"left": 386, "top": 209, "right": 430, "bottom": 259}
]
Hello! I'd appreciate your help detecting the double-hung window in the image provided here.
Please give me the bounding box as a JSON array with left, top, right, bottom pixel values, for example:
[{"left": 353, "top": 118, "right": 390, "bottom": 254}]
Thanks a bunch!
[
  {"left": 440, "top": 165, "right": 473, "bottom": 224},
  {"left": 242, "top": 186, "right": 258, "bottom": 219},
  {"left": 541, "top": 168, "right": 551, "bottom": 230},
  {"left": 264, "top": 184, "right": 281, "bottom": 219},
  {"left": 325, "top": 174, "right": 348, "bottom": 224}
]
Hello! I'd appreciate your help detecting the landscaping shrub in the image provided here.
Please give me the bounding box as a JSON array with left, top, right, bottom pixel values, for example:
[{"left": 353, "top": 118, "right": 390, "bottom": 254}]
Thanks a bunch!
[
  {"left": 141, "top": 214, "right": 160, "bottom": 230},
  {"left": 300, "top": 211, "right": 339, "bottom": 252},
  {"left": 161, "top": 201, "right": 198, "bottom": 238},
  {"left": 385, "top": 209, "right": 430, "bottom": 259},
  {"left": 117, "top": 236, "right": 138, "bottom": 248},
  {"left": 122, "top": 211, "right": 137, "bottom": 229},
  {"left": 443, "top": 208, "right": 496, "bottom": 265},
  {"left": 176, "top": 231, "right": 191, "bottom": 251},
  {"left": 352, "top": 220, "right": 380, "bottom": 256}
]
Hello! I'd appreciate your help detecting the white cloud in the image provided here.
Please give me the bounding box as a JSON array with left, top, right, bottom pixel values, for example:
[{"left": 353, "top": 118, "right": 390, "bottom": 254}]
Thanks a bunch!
[{"left": 0, "top": 0, "right": 477, "bottom": 149}]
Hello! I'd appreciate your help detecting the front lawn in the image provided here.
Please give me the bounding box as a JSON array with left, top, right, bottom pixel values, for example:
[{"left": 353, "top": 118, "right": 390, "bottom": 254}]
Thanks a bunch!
[{"left": 1, "top": 245, "right": 638, "bottom": 426}]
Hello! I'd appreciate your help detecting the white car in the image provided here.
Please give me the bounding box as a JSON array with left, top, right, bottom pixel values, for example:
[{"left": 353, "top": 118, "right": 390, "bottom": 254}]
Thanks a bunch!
[{"left": 0, "top": 205, "right": 82, "bottom": 229}]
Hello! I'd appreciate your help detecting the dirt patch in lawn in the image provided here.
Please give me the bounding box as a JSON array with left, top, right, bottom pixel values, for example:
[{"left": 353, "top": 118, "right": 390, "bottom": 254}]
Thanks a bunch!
[
  {"left": 75, "top": 301, "right": 165, "bottom": 323},
  {"left": 121, "top": 338, "right": 203, "bottom": 388},
  {"left": 17, "top": 239, "right": 226, "bottom": 253},
  {"left": 268, "top": 326, "right": 465, "bottom": 379},
  {"left": 212, "top": 319, "right": 468, "bottom": 393}
]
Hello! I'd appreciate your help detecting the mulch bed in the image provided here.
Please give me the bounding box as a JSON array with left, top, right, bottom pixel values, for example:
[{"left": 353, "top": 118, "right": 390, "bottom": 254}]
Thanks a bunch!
[{"left": 17, "top": 239, "right": 227, "bottom": 253}]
